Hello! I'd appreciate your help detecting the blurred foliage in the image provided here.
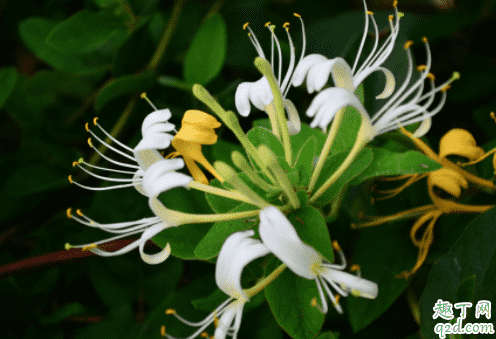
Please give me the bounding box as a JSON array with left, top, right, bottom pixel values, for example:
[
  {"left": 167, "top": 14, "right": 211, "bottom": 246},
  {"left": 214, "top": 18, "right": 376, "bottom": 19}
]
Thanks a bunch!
[{"left": 1, "top": 0, "right": 495, "bottom": 338}]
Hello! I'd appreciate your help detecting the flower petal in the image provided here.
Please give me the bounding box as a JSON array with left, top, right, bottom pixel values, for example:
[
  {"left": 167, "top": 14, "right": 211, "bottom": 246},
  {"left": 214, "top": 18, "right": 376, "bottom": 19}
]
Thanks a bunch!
[
  {"left": 411, "top": 116, "right": 432, "bottom": 138},
  {"left": 142, "top": 159, "right": 192, "bottom": 198},
  {"left": 216, "top": 230, "right": 270, "bottom": 300},
  {"left": 138, "top": 223, "right": 172, "bottom": 264},
  {"left": 321, "top": 268, "right": 378, "bottom": 299},
  {"left": 141, "top": 109, "right": 173, "bottom": 135},
  {"left": 284, "top": 99, "right": 301, "bottom": 135},
  {"left": 259, "top": 206, "right": 320, "bottom": 279},
  {"left": 213, "top": 300, "right": 245, "bottom": 339},
  {"left": 235, "top": 82, "right": 253, "bottom": 117},
  {"left": 250, "top": 77, "right": 273, "bottom": 111},
  {"left": 292, "top": 54, "right": 328, "bottom": 87},
  {"left": 307, "top": 57, "right": 354, "bottom": 93}
]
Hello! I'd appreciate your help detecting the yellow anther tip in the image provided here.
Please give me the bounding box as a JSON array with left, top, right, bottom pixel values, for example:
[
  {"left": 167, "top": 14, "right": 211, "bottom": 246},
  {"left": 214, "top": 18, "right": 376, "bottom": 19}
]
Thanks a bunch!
[
  {"left": 68, "top": 175, "right": 73, "bottom": 184},
  {"left": 66, "top": 208, "right": 72, "bottom": 218},
  {"left": 404, "top": 40, "right": 413, "bottom": 49},
  {"left": 264, "top": 21, "right": 271, "bottom": 27},
  {"left": 441, "top": 84, "right": 452, "bottom": 92},
  {"left": 140, "top": 92, "right": 147, "bottom": 99},
  {"left": 84, "top": 122, "right": 89, "bottom": 132},
  {"left": 64, "top": 243, "right": 72, "bottom": 250},
  {"left": 294, "top": 13, "right": 301, "bottom": 17},
  {"left": 76, "top": 209, "right": 83, "bottom": 217},
  {"left": 388, "top": 14, "right": 394, "bottom": 21},
  {"left": 243, "top": 22, "right": 249, "bottom": 30},
  {"left": 165, "top": 309, "right": 176, "bottom": 315},
  {"left": 490, "top": 112, "right": 495, "bottom": 120},
  {"left": 200, "top": 333, "right": 209, "bottom": 338},
  {"left": 72, "top": 161, "right": 78, "bottom": 167},
  {"left": 87, "top": 138, "right": 93, "bottom": 147},
  {"left": 426, "top": 73, "right": 436, "bottom": 81},
  {"left": 93, "top": 117, "right": 98, "bottom": 126},
  {"left": 332, "top": 240, "right": 342, "bottom": 252},
  {"left": 283, "top": 22, "right": 290, "bottom": 28},
  {"left": 310, "top": 297, "right": 318, "bottom": 306},
  {"left": 398, "top": 12, "right": 405, "bottom": 18},
  {"left": 393, "top": 0, "right": 398, "bottom": 7},
  {"left": 416, "top": 65, "right": 427, "bottom": 71},
  {"left": 78, "top": 158, "right": 84, "bottom": 163},
  {"left": 350, "top": 264, "right": 361, "bottom": 272},
  {"left": 334, "top": 294, "right": 341, "bottom": 304},
  {"left": 422, "top": 37, "right": 428, "bottom": 43},
  {"left": 82, "top": 244, "right": 97, "bottom": 251},
  {"left": 367, "top": 11, "right": 374, "bottom": 15},
  {"left": 160, "top": 325, "right": 166, "bottom": 337}
]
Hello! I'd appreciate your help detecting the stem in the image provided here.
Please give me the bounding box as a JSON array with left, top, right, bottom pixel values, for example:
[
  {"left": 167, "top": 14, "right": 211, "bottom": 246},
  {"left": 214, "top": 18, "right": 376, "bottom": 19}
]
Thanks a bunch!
[
  {"left": 188, "top": 181, "right": 257, "bottom": 206},
  {"left": 147, "top": 0, "right": 187, "bottom": 72},
  {"left": 245, "top": 264, "right": 287, "bottom": 298},
  {"left": 309, "top": 108, "right": 346, "bottom": 192},
  {"left": 254, "top": 58, "right": 292, "bottom": 165},
  {"left": 352, "top": 204, "right": 435, "bottom": 229},
  {"left": 265, "top": 104, "right": 281, "bottom": 138},
  {"left": 182, "top": 209, "right": 261, "bottom": 224}
]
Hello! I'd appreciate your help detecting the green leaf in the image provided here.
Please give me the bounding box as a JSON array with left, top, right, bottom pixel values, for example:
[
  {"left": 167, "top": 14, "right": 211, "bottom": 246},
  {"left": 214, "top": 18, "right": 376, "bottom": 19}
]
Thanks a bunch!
[
  {"left": 205, "top": 178, "right": 242, "bottom": 213},
  {"left": 316, "top": 332, "right": 340, "bottom": 339},
  {"left": 46, "top": 10, "right": 126, "bottom": 54},
  {"left": 157, "top": 75, "right": 194, "bottom": 91},
  {"left": 350, "top": 148, "right": 442, "bottom": 186},
  {"left": 194, "top": 203, "right": 259, "bottom": 260},
  {"left": 347, "top": 222, "right": 417, "bottom": 332},
  {"left": 94, "top": 73, "right": 155, "bottom": 112},
  {"left": 19, "top": 17, "right": 109, "bottom": 74},
  {"left": 330, "top": 107, "right": 362, "bottom": 154},
  {"left": 455, "top": 274, "right": 476, "bottom": 303},
  {"left": 5, "top": 163, "right": 68, "bottom": 197},
  {"left": 287, "top": 206, "right": 334, "bottom": 263},
  {"left": 290, "top": 123, "right": 326, "bottom": 160},
  {"left": 184, "top": 13, "right": 227, "bottom": 85},
  {"left": 38, "top": 302, "right": 85, "bottom": 325},
  {"left": 247, "top": 126, "right": 285, "bottom": 158},
  {"left": 91, "top": 0, "right": 124, "bottom": 7},
  {"left": 313, "top": 148, "right": 374, "bottom": 207},
  {"left": 0, "top": 67, "right": 18, "bottom": 110},
  {"left": 265, "top": 257, "right": 325, "bottom": 339},
  {"left": 294, "top": 136, "right": 317, "bottom": 187},
  {"left": 419, "top": 207, "right": 496, "bottom": 339}
]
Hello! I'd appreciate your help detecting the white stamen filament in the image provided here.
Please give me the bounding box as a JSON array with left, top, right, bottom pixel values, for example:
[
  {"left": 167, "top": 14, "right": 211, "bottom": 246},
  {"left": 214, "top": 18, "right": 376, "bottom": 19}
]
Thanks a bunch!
[
  {"left": 87, "top": 129, "right": 136, "bottom": 162},
  {"left": 88, "top": 145, "right": 140, "bottom": 169},
  {"left": 77, "top": 160, "right": 137, "bottom": 174},
  {"left": 94, "top": 122, "right": 135, "bottom": 153},
  {"left": 352, "top": 0, "right": 370, "bottom": 73}
]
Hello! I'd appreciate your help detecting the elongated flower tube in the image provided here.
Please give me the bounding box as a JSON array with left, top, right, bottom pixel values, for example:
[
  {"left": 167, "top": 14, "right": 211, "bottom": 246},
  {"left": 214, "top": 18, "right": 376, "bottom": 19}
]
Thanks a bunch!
[
  {"left": 235, "top": 16, "right": 306, "bottom": 135},
  {"left": 70, "top": 108, "right": 175, "bottom": 195},
  {"left": 165, "top": 230, "right": 269, "bottom": 339},
  {"left": 259, "top": 206, "right": 378, "bottom": 314},
  {"left": 167, "top": 110, "right": 223, "bottom": 185},
  {"left": 292, "top": 0, "right": 398, "bottom": 97}
]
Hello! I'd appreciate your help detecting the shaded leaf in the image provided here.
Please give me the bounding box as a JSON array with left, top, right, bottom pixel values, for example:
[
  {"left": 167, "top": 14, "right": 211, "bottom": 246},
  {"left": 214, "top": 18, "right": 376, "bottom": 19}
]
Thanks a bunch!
[
  {"left": 0, "top": 67, "right": 18, "bottom": 110},
  {"left": 38, "top": 302, "right": 85, "bottom": 325}
]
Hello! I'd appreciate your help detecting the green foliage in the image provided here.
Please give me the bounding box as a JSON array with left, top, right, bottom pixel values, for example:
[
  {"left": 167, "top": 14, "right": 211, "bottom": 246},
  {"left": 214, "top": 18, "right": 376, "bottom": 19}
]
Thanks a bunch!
[{"left": 0, "top": 67, "right": 18, "bottom": 110}]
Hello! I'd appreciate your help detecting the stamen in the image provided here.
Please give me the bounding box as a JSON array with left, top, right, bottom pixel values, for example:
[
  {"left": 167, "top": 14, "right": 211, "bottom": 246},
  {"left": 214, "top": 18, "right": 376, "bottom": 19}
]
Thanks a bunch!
[
  {"left": 165, "top": 309, "right": 176, "bottom": 315},
  {"left": 243, "top": 22, "right": 249, "bottom": 30},
  {"left": 72, "top": 161, "right": 78, "bottom": 167},
  {"left": 350, "top": 264, "right": 362, "bottom": 277},
  {"left": 416, "top": 65, "right": 426, "bottom": 71},
  {"left": 264, "top": 21, "right": 271, "bottom": 27},
  {"left": 440, "top": 84, "right": 451, "bottom": 92},
  {"left": 404, "top": 40, "right": 413, "bottom": 49},
  {"left": 160, "top": 325, "right": 166, "bottom": 337},
  {"left": 283, "top": 22, "right": 290, "bottom": 30},
  {"left": 334, "top": 294, "right": 341, "bottom": 305},
  {"left": 82, "top": 243, "right": 97, "bottom": 251},
  {"left": 76, "top": 209, "right": 84, "bottom": 217},
  {"left": 87, "top": 138, "right": 93, "bottom": 147},
  {"left": 310, "top": 297, "right": 325, "bottom": 314},
  {"left": 293, "top": 13, "right": 301, "bottom": 17},
  {"left": 93, "top": 117, "right": 98, "bottom": 126},
  {"left": 200, "top": 332, "right": 209, "bottom": 338},
  {"left": 422, "top": 36, "right": 428, "bottom": 43},
  {"left": 85, "top": 122, "right": 90, "bottom": 132},
  {"left": 332, "top": 240, "right": 342, "bottom": 253},
  {"left": 66, "top": 208, "right": 72, "bottom": 218},
  {"left": 491, "top": 112, "right": 496, "bottom": 123},
  {"left": 388, "top": 14, "right": 393, "bottom": 21},
  {"left": 393, "top": 0, "right": 398, "bottom": 6},
  {"left": 68, "top": 175, "right": 73, "bottom": 184},
  {"left": 213, "top": 312, "right": 219, "bottom": 328},
  {"left": 426, "top": 73, "right": 435, "bottom": 81},
  {"left": 367, "top": 10, "right": 374, "bottom": 15},
  {"left": 141, "top": 92, "right": 158, "bottom": 111}
]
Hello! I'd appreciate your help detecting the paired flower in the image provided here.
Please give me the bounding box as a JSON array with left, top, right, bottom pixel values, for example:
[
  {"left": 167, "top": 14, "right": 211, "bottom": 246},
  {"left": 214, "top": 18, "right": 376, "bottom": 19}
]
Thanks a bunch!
[
  {"left": 164, "top": 230, "right": 269, "bottom": 339},
  {"left": 235, "top": 16, "right": 305, "bottom": 134},
  {"left": 259, "top": 206, "right": 378, "bottom": 314}
]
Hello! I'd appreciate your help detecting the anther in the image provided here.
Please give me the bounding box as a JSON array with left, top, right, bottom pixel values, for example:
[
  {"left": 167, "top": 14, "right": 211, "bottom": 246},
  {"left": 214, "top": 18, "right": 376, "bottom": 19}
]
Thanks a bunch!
[
  {"left": 404, "top": 40, "right": 413, "bottom": 49},
  {"left": 165, "top": 309, "right": 176, "bottom": 315},
  {"left": 265, "top": 21, "right": 271, "bottom": 27},
  {"left": 93, "top": 117, "right": 98, "bottom": 126},
  {"left": 416, "top": 65, "right": 427, "bottom": 71},
  {"left": 213, "top": 314, "right": 219, "bottom": 328},
  {"left": 367, "top": 11, "right": 374, "bottom": 15},
  {"left": 283, "top": 22, "right": 290, "bottom": 31},
  {"left": 426, "top": 73, "right": 436, "bottom": 81},
  {"left": 68, "top": 175, "right": 73, "bottom": 184},
  {"left": 422, "top": 37, "right": 428, "bottom": 43},
  {"left": 200, "top": 333, "right": 209, "bottom": 338},
  {"left": 490, "top": 112, "right": 496, "bottom": 123},
  {"left": 87, "top": 138, "right": 93, "bottom": 147},
  {"left": 82, "top": 244, "right": 97, "bottom": 251},
  {"left": 452, "top": 71, "right": 461, "bottom": 80},
  {"left": 247, "top": 32, "right": 251, "bottom": 37},
  {"left": 351, "top": 223, "right": 357, "bottom": 229},
  {"left": 350, "top": 264, "right": 361, "bottom": 272},
  {"left": 332, "top": 240, "right": 342, "bottom": 253},
  {"left": 72, "top": 161, "right": 78, "bottom": 167},
  {"left": 293, "top": 13, "right": 301, "bottom": 18},
  {"left": 393, "top": 0, "right": 398, "bottom": 7},
  {"left": 76, "top": 209, "right": 84, "bottom": 217},
  {"left": 160, "top": 325, "right": 166, "bottom": 337},
  {"left": 310, "top": 297, "right": 325, "bottom": 314},
  {"left": 440, "top": 84, "right": 451, "bottom": 93},
  {"left": 243, "top": 22, "right": 249, "bottom": 30},
  {"left": 66, "top": 208, "right": 72, "bottom": 218},
  {"left": 85, "top": 122, "right": 90, "bottom": 132},
  {"left": 334, "top": 294, "right": 341, "bottom": 305},
  {"left": 388, "top": 14, "right": 394, "bottom": 21},
  {"left": 64, "top": 243, "right": 72, "bottom": 250}
]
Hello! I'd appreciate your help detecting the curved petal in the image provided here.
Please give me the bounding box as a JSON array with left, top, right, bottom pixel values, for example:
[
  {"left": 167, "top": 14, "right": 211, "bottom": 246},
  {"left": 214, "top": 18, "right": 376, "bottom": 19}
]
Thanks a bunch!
[
  {"left": 235, "top": 82, "right": 253, "bottom": 117},
  {"left": 353, "top": 67, "right": 396, "bottom": 100},
  {"left": 134, "top": 132, "right": 174, "bottom": 151},
  {"left": 142, "top": 159, "right": 192, "bottom": 198},
  {"left": 259, "top": 206, "right": 320, "bottom": 280},
  {"left": 138, "top": 223, "right": 171, "bottom": 264},
  {"left": 411, "top": 116, "right": 432, "bottom": 138},
  {"left": 292, "top": 54, "right": 328, "bottom": 88},
  {"left": 250, "top": 77, "right": 273, "bottom": 111},
  {"left": 284, "top": 99, "right": 301, "bottom": 135},
  {"left": 321, "top": 268, "right": 378, "bottom": 299},
  {"left": 133, "top": 149, "right": 166, "bottom": 172},
  {"left": 213, "top": 301, "right": 245, "bottom": 339},
  {"left": 133, "top": 169, "right": 146, "bottom": 196},
  {"left": 216, "top": 230, "right": 270, "bottom": 300},
  {"left": 308, "top": 57, "right": 354, "bottom": 93},
  {"left": 306, "top": 88, "right": 335, "bottom": 118},
  {"left": 141, "top": 109, "right": 173, "bottom": 135}
]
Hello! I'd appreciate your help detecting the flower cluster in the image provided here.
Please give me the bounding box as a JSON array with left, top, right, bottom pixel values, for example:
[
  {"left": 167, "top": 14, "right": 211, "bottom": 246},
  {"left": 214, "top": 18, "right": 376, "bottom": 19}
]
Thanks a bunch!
[{"left": 65, "top": 0, "right": 470, "bottom": 338}]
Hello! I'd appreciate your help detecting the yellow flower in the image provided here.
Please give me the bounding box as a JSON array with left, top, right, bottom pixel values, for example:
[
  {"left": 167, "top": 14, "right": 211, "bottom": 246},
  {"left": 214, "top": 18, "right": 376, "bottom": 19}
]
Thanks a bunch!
[
  {"left": 167, "top": 110, "right": 223, "bottom": 185},
  {"left": 438, "top": 128, "right": 485, "bottom": 161}
]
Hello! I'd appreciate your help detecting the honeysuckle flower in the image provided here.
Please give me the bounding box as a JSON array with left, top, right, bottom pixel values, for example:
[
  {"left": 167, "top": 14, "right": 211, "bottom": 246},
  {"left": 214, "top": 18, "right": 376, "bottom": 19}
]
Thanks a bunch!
[
  {"left": 164, "top": 230, "right": 269, "bottom": 339},
  {"left": 66, "top": 158, "right": 191, "bottom": 263},
  {"left": 438, "top": 128, "right": 485, "bottom": 161},
  {"left": 166, "top": 110, "right": 223, "bottom": 185},
  {"left": 259, "top": 206, "right": 378, "bottom": 314},
  {"left": 292, "top": 0, "right": 398, "bottom": 98},
  {"left": 69, "top": 106, "right": 175, "bottom": 195},
  {"left": 235, "top": 16, "right": 305, "bottom": 134}
]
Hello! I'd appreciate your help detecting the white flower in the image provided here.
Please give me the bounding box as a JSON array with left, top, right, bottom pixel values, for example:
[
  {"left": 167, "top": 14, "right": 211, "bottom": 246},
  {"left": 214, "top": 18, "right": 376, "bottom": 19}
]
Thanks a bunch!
[
  {"left": 70, "top": 108, "right": 175, "bottom": 195},
  {"left": 259, "top": 206, "right": 378, "bottom": 314},
  {"left": 165, "top": 230, "right": 269, "bottom": 339},
  {"left": 66, "top": 158, "right": 193, "bottom": 264},
  {"left": 234, "top": 17, "right": 306, "bottom": 134},
  {"left": 292, "top": 0, "right": 399, "bottom": 98}
]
